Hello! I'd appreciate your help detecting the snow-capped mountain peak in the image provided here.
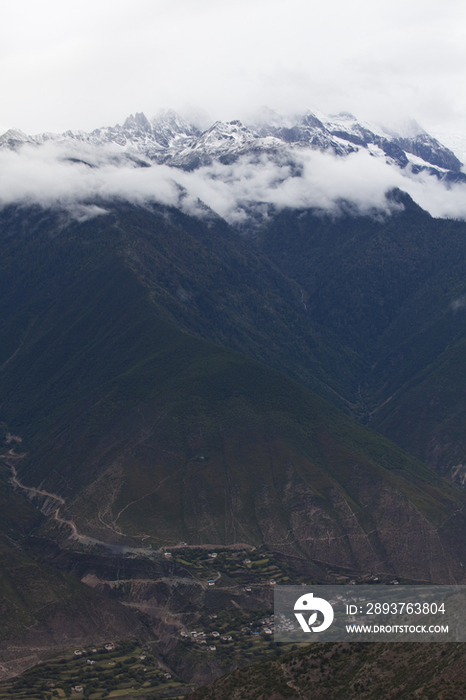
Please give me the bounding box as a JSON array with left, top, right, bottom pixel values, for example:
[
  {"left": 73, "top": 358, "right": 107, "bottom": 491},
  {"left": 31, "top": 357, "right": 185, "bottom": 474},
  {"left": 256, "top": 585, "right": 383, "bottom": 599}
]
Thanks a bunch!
[
  {"left": 150, "top": 109, "right": 200, "bottom": 148},
  {"left": 0, "top": 128, "right": 33, "bottom": 146},
  {"left": 193, "top": 120, "right": 256, "bottom": 150},
  {"left": 0, "top": 108, "right": 463, "bottom": 183}
]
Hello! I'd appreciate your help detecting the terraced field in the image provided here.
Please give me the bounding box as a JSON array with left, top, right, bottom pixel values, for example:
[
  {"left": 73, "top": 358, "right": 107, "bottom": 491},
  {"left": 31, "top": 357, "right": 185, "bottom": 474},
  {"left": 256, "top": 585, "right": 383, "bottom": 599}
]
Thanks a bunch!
[{"left": 0, "top": 641, "right": 189, "bottom": 700}]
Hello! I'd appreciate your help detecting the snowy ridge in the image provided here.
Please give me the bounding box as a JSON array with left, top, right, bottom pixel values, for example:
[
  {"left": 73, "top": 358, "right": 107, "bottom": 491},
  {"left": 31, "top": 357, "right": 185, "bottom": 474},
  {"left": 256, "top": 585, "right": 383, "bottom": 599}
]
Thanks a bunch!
[{"left": 1, "top": 107, "right": 464, "bottom": 183}]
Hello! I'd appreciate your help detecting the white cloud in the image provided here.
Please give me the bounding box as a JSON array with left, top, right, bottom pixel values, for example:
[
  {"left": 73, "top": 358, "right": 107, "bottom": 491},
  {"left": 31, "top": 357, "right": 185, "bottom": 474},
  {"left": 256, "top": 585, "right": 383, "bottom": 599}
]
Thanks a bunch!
[
  {"left": 0, "top": 142, "right": 181, "bottom": 210},
  {"left": 2, "top": 139, "right": 466, "bottom": 224}
]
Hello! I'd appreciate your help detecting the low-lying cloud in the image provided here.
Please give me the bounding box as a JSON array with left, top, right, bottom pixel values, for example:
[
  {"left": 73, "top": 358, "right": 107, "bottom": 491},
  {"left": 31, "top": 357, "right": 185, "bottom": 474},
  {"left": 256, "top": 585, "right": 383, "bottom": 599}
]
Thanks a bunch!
[
  {"left": 451, "top": 296, "right": 466, "bottom": 311},
  {"left": 2, "top": 139, "right": 466, "bottom": 225}
]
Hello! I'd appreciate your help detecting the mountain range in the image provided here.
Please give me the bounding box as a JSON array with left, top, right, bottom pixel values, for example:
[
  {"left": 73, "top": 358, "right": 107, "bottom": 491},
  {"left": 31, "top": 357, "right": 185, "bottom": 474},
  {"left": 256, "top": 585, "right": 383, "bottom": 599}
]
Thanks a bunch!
[
  {"left": 1, "top": 107, "right": 463, "bottom": 181},
  {"left": 2, "top": 108, "right": 466, "bottom": 691}
]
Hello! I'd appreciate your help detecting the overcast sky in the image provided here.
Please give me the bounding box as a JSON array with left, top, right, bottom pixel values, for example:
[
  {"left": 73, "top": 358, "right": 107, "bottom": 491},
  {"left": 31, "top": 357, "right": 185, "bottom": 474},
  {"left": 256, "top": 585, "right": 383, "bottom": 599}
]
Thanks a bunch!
[{"left": 1, "top": 0, "right": 466, "bottom": 145}]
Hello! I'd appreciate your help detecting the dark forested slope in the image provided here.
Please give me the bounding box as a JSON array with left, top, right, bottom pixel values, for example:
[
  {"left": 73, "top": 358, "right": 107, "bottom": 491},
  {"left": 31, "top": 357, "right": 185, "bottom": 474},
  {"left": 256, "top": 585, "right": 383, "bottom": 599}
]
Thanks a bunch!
[
  {"left": 0, "top": 202, "right": 465, "bottom": 584},
  {"left": 258, "top": 191, "right": 466, "bottom": 470}
]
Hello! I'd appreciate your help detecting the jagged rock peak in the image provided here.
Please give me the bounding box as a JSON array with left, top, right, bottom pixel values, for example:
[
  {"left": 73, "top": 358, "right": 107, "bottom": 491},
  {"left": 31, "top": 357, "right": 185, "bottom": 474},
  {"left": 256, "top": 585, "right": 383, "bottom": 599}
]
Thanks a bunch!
[
  {"left": 299, "top": 111, "right": 326, "bottom": 129},
  {"left": 123, "top": 112, "right": 151, "bottom": 131}
]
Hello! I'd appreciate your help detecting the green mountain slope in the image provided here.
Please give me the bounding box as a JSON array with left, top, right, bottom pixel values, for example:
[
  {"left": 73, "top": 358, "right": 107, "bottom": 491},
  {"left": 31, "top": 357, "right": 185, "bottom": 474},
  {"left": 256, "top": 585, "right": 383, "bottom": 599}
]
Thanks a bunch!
[
  {"left": 258, "top": 191, "right": 466, "bottom": 467},
  {"left": 0, "top": 203, "right": 465, "bottom": 583},
  {"left": 0, "top": 203, "right": 360, "bottom": 411},
  {"left": 372, "top": 334, "right": 466, "bottom": 477},
  {"left": 259, "top": 192, "right": 466, "bottom": 362}
]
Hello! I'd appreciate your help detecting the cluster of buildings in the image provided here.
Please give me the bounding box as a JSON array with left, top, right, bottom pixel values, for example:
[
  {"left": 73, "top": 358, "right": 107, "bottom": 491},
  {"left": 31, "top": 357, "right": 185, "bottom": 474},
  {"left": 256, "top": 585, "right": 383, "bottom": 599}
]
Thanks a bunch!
[
  {"left": 73, "top": 645, "right": 104, "bottom": 658},
  {"left": 180, "top": 628, "right": 237, "bottom": 649},
  {"left": 254, "top": 615, "right": 274, "bottom": 634},
  {"left": 180, "top": 612, "right": 277, "bottom": 647}
]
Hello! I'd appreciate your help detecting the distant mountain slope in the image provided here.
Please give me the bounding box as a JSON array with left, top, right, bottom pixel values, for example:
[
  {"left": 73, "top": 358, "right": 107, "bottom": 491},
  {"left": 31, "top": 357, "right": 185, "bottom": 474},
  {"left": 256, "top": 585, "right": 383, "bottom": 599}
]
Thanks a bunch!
[{"left": 1, "top": 203, "right": 465, "bottom": 583}]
